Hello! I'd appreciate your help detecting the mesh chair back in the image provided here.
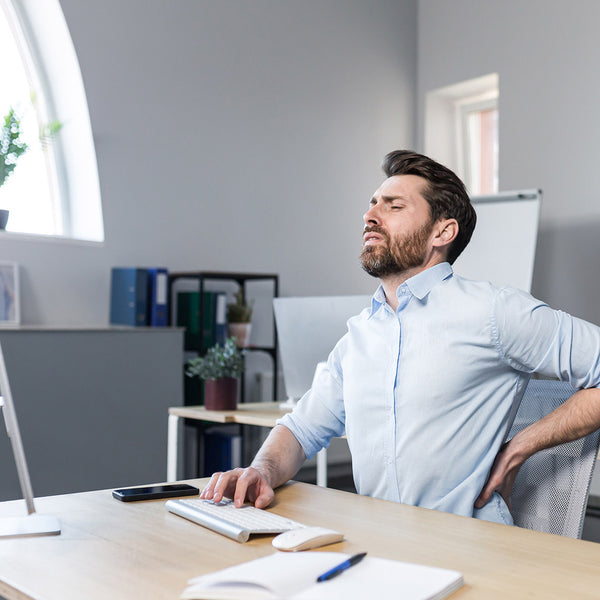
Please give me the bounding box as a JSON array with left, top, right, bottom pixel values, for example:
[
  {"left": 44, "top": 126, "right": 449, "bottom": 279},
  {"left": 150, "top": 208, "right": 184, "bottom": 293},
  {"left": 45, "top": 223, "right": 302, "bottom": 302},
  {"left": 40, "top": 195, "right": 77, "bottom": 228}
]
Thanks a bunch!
[{"left": 509, "top": 379, "right": 600, "bottom": 538}]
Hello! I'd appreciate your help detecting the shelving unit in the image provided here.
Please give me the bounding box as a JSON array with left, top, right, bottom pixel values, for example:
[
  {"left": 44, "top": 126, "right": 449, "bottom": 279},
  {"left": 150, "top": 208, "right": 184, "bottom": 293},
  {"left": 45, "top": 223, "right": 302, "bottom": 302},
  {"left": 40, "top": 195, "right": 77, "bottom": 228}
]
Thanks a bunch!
[
  {"left": 168, "top": 271, "right": 279, "bottom": 404},
  {"left": 168, "top": 271, "right": 280, "bottom": 477}
]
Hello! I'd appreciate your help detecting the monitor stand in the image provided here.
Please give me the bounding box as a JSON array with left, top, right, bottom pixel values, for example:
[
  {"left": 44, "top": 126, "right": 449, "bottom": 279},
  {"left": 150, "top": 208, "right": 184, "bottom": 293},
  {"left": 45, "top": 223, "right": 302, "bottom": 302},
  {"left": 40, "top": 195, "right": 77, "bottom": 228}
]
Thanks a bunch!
[
  {"left": 0, "top": 345, "right": 60, "bottom": 538},
  {"left": 0, "top": 512, "right": 60, "bottom": 538}
]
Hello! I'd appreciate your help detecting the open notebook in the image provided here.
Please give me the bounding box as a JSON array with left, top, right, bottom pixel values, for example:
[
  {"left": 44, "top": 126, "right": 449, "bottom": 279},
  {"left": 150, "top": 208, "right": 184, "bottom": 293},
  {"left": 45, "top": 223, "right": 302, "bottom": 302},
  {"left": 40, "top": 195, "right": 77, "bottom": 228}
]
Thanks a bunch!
[
  {"left": 180, "top": 551, "right": 464, "bottom": 600},
  {"left": 0, "top": 342, "right": 60, "bottom": 537}
]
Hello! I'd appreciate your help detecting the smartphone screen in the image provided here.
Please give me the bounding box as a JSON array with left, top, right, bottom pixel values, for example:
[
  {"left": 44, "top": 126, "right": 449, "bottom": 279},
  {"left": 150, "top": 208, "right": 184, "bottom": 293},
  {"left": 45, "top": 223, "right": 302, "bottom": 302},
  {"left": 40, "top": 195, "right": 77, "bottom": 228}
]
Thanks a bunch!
[{"left": 112, "top": 483, "right": 199, "bottom": 502}]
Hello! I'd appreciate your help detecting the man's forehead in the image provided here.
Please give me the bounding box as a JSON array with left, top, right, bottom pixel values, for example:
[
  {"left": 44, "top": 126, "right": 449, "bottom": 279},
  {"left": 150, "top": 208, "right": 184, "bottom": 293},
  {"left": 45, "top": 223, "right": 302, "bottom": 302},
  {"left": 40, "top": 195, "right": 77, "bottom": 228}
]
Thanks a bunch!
[{"left": 374, "top": 174, "right": 428, "bottom": 200}]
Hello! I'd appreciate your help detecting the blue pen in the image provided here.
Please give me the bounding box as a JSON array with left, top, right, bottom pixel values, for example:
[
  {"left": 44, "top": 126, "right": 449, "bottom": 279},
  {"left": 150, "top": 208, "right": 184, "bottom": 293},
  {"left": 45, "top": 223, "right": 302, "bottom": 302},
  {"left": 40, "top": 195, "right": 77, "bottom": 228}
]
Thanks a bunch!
[{"left": 316, "top": 552, "right": 367, "bottom": 582}]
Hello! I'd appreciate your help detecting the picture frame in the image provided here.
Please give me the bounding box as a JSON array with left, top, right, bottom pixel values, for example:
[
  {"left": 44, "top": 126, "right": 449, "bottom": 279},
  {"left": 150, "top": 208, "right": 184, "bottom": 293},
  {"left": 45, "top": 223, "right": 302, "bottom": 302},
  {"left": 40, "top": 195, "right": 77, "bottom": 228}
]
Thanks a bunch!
[{"left": 0, "top": 261, "right": 20, "bottom": 326}]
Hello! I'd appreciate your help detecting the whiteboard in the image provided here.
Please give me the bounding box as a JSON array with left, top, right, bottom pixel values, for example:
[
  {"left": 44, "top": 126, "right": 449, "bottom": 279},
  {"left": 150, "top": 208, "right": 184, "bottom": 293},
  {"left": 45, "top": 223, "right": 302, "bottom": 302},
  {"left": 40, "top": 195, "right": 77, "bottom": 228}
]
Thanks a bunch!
[{"left": 452, "top": 189, "right": 541, "bottom": 292}]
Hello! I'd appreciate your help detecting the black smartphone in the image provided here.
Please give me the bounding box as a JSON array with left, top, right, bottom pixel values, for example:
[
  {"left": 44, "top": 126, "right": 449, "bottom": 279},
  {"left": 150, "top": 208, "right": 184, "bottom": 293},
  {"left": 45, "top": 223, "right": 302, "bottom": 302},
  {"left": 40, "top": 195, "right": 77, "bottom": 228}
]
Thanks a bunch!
[{"left": 112, "top": 483, "right": 199, "bottom": 502}]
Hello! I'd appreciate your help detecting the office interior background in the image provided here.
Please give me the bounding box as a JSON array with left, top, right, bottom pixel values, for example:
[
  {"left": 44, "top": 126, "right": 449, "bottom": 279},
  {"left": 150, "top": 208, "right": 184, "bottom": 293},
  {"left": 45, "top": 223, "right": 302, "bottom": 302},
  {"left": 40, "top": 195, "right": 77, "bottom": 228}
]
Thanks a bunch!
[
  {"left": 3, "top": 0, "right": 414, "bottom": 324},
  {"left": 2, "top": 0, "right": 599, "bottom": 328},
  {"left": 1, "top": 0, "right": 600, "bottom": 533}
]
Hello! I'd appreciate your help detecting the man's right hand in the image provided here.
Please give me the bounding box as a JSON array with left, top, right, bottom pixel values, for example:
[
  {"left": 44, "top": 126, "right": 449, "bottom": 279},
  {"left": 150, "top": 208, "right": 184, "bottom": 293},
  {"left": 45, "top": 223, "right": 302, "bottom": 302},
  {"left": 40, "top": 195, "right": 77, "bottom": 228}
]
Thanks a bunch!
[
  {"left": 199, "top": 466, "right": 275, "bottom": 509},
  {"left": 200, "top": 425, "right": 306, "bottom": 509}
]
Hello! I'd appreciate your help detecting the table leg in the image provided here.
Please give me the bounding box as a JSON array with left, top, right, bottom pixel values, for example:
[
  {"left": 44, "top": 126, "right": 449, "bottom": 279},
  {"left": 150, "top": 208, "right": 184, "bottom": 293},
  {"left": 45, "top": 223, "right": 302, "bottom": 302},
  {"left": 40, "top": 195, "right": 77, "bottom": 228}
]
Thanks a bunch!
[
  {"left": 167, "top": 414, "right": 180, "bottom": 481},
  {"left": 316, "top": 448, "right": 328, "bottom": 487}
]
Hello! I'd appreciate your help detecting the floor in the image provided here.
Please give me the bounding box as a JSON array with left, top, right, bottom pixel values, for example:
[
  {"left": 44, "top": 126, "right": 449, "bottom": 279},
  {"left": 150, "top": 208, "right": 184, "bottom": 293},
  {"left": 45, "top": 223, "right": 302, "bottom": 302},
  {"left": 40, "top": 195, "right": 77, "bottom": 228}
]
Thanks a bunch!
[{"left": 582, "top": 496, "right": 600, "bottom": 543}]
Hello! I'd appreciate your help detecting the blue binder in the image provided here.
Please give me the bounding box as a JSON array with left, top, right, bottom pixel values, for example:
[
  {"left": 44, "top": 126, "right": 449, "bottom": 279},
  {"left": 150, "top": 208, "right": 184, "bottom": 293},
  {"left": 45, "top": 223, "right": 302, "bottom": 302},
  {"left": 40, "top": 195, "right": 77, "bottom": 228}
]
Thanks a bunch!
[
  {"left": 110, "top": 268, "right": 148, "bottom": 326},
  {"left": 203, "top": 427, "right": 242, "bottom": 474},
  {"left": 147, "top": 268, "right": 168, "bottom": 327}
]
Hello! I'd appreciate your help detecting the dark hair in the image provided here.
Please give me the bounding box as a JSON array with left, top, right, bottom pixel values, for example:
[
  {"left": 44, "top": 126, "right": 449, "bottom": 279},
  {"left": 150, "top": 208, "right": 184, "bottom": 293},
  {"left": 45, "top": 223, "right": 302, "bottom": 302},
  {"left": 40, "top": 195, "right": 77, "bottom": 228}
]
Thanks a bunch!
[{"left": 382, "top": 150, "right": 476, "bottom": 264}]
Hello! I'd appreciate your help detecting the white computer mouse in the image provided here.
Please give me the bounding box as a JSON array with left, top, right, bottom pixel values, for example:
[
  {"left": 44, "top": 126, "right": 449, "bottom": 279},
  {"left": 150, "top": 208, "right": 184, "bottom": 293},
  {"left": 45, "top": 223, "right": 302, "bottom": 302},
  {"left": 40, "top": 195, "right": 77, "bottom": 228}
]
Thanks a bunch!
[{"left": 272, "top": 526, "right": 344, "bottom": 552}]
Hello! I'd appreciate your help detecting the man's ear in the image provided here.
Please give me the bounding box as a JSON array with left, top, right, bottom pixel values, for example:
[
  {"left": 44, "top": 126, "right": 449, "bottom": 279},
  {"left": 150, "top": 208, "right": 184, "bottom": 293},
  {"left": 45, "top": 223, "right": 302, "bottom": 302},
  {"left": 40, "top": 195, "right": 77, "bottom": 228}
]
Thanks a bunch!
[{"left": 431, "top": 219, "right": 459, "bottom": 249}]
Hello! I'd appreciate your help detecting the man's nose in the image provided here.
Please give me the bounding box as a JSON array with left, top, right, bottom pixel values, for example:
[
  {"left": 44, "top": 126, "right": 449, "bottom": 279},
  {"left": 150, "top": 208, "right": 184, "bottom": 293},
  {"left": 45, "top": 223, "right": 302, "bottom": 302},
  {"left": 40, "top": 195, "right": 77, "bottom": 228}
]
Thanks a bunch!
[{"left": 363, "top": 204, "right": 380, "bottom": 226}]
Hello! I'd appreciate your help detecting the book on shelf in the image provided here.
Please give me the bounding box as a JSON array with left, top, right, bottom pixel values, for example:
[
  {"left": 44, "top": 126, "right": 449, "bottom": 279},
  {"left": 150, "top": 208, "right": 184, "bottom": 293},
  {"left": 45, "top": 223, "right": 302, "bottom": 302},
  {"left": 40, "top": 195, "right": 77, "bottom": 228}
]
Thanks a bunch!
[
  {"left": 147, "top": 267, "right": 168, "bottom": 326},
  {"left": 110, "top": 267, "right": 148, "bottom": 327},
  {"left": 177, "top": 292, "right": 200, "bottom": 348},
  {"left": 201, "top": 292, "right": 217, "bottom": 350},
  {"left": 180, "top": 551, "right": 464, "bottom": 600},
  {"left": 177, "top": 291, "right": 228, "bottom": 350}
]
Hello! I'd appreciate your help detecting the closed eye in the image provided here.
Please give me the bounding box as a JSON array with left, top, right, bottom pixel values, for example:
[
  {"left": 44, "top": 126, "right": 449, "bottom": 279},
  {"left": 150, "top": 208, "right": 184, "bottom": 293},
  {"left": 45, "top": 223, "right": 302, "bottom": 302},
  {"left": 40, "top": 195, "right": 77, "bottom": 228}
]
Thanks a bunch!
[{"left": 368, "top": 196, "right": 406, "bottom": 211}]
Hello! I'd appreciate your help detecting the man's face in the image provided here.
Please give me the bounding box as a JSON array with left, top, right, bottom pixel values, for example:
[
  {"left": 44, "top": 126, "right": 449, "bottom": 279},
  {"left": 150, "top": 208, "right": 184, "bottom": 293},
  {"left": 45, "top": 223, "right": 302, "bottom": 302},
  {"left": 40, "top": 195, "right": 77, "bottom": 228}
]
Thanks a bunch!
[{"left": 360, "top": 174, "right": 435, "bottom": 278}]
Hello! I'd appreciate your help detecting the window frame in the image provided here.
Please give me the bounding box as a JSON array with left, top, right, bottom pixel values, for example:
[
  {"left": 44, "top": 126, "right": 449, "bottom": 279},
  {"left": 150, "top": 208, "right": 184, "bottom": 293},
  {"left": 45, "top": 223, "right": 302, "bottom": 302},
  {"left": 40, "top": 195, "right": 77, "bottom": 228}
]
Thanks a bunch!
[
  {"left": 0, "top": 0, "right": 104, "bottom": 242},
  {"left": 424, "top": 73, "right": 499, "bottom": 197},
  {"left": 457, "top": 96, "right": 498, "bottom": 195}
]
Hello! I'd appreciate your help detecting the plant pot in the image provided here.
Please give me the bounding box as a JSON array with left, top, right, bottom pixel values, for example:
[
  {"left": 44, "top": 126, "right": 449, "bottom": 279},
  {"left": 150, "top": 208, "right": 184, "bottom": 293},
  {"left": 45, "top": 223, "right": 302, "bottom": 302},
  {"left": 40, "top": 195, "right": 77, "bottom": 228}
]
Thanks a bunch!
[
  {"left": 0, "top": 210, "right": 9, "bottom": 231},
  {"left": 228, "top": 322, "right": 252, "bottom": 348},
  {"left": 204, "top": 377, "right": 238, "bottom": 410}
]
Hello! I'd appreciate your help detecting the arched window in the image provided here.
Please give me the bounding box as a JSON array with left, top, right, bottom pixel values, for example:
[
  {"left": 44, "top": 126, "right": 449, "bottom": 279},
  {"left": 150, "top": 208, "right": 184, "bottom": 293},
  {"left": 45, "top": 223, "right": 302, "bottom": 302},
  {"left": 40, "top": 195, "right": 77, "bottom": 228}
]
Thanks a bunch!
[{"left": 0, "top": 0, "right": 104, "bottom": 241}]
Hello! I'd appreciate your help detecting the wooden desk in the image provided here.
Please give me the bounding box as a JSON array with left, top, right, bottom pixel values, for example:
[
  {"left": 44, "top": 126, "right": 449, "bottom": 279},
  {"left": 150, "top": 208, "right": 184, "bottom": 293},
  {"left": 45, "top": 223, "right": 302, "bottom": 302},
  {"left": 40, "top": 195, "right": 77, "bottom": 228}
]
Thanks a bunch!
[
  {"left": 1, "top": 480, "right": 600, "bottom": 599},
  {"left": 167, "top": 403, "right": 331, "bottom": 486}
]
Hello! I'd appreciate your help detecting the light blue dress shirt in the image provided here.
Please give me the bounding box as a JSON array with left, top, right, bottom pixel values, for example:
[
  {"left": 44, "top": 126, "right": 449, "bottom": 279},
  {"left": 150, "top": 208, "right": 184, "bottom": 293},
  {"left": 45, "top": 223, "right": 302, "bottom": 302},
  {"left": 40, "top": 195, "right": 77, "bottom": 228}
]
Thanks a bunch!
[{"left": 278, "top": 262, "right": 600, "bottom": 524}]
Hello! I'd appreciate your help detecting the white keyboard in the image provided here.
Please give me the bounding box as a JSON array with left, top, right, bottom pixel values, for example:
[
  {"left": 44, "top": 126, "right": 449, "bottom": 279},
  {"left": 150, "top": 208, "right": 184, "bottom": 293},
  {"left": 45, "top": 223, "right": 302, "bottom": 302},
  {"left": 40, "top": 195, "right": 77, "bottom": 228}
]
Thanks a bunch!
[{"left": 166, "top": 498, "right": 305, "bottom": 543}]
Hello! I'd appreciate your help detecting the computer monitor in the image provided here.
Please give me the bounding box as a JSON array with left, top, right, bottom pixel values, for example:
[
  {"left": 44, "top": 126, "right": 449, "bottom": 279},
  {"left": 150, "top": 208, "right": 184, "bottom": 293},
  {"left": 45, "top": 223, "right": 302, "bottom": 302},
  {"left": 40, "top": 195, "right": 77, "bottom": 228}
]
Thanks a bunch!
[
  {"left": 273, "top": 295, "right": 371, "bottom": 406},
  {"left": 0, "top": 342, "right": 60, "bottom": 537}
]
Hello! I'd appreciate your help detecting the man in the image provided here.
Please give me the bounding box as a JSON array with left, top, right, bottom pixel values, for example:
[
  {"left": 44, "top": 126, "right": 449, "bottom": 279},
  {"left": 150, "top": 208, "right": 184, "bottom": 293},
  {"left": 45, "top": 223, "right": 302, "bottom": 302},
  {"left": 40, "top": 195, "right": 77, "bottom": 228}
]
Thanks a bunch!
[{"left": 201, "top": 150, "right": 600, "bottom": 525}]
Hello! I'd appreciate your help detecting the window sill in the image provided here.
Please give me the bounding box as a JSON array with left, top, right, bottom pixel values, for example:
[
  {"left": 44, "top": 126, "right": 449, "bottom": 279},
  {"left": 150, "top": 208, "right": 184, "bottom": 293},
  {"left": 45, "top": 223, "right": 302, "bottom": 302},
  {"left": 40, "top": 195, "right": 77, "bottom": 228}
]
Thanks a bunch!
[{"left": 0, "top": 229, "right": 104, "bottom": 247}]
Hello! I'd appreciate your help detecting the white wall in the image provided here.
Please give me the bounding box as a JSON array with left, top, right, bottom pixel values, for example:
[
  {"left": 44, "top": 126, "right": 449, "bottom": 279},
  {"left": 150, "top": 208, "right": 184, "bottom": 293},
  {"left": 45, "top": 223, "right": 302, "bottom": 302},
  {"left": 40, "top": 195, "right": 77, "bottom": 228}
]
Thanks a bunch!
[
  {"left": 418, "top": 0, "right": 600, "bottom": 325},
  {"left": 0, "top": 0, "right": 417, "bottom": 325}
]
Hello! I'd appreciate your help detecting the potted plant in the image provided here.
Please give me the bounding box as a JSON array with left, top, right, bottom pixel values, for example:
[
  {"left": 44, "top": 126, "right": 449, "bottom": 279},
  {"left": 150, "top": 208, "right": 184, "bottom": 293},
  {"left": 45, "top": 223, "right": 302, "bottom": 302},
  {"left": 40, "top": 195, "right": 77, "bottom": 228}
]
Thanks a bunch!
[
  {"left": 227, "top": 289, "right": 253, "bottom": 347},
  {"left": 0, "top": 104, "right": 62, "bottom": 230},
  {"left": 0, "top": 108, "right": 28, "bottom": 230},
  {"left": 186, "top": 337, "right": 244, "bottom": 410}
]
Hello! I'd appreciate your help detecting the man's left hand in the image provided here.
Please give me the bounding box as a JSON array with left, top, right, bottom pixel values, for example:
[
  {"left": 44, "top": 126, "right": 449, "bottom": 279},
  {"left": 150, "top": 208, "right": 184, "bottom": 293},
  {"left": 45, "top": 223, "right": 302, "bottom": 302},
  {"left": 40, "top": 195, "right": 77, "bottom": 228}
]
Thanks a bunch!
[{"left": 475, "top": 440, "right": 524, "bottom": 510}]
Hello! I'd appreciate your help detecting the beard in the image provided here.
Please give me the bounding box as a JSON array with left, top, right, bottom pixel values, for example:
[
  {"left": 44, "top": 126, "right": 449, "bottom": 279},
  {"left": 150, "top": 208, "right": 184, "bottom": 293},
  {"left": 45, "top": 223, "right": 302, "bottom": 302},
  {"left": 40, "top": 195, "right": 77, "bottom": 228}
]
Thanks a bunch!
[{"left": 360, "top": 221, "right": 433, "bottom": 278}]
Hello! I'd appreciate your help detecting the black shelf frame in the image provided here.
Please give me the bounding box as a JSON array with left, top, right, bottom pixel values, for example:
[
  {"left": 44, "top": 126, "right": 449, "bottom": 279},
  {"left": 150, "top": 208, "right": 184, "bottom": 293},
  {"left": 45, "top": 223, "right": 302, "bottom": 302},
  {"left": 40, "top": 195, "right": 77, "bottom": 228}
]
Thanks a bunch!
[{"left": 168, "top": 271, "right": 279, "bottom": 404}]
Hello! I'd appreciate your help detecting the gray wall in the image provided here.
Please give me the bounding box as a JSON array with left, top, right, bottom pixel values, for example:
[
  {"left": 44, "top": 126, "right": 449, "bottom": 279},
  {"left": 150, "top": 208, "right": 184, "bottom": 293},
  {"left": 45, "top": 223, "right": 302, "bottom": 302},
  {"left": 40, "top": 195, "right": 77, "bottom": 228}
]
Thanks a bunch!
[
  {"left": 418, "top": 0, "right": 600, "bottom": 325},
  {"left": 0, "top": 0, "right": 417, "bottom": 326}
]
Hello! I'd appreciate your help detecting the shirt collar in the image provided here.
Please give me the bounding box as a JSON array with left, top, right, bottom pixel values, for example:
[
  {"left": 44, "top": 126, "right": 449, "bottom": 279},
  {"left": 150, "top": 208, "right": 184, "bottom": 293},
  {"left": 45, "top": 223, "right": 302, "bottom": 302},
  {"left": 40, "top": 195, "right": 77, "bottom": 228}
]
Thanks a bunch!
[
  {"left": 369, "top": 262, "right": 453, "bottom": 316},
  {"left": 404, "top": 261, "right": 453, "bottom": 300}
]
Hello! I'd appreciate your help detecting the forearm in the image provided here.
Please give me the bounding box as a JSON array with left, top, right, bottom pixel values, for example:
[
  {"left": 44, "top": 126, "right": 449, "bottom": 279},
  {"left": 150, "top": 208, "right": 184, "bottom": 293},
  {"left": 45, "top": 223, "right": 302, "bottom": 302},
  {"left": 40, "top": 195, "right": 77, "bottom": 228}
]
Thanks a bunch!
[
  {"left": 476, "top": 386, "right": 600, "bottom": 508},
  {"left": 508, "top": 387, "right": 600, "bottom": 465},
  {"left": 251, "top": 424, "right": 306, "bottom": 489}
]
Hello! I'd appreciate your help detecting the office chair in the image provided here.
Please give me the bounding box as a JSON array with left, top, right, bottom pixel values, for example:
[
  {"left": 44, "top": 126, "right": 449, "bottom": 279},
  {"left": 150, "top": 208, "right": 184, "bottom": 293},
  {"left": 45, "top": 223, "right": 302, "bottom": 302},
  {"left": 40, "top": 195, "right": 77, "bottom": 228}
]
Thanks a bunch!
[{"left": 508, "top": 379, "right": 600, "bottom": 538}]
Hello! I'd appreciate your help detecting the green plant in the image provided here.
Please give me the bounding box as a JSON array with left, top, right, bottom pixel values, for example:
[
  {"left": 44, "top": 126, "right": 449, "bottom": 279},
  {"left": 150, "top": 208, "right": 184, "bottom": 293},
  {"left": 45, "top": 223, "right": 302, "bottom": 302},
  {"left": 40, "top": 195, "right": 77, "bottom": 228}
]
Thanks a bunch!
[
  {"left": 186, "top": 338, "right": 244, "bottom": 380},
  {"left": 0, "top": 108, "right": 28, "bottom": 188},
  {"left": 227, "top": 289, "right": 253, "bottom": 323},
  {"left": 0, "top": 101, "right": 62, "bottom": 190}
]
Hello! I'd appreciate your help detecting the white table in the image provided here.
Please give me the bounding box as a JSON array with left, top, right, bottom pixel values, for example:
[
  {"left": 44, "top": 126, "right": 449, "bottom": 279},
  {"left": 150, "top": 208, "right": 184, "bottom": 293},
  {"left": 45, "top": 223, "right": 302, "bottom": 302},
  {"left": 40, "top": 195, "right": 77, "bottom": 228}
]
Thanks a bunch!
[{"left": 167, "top": 402, "right": 330, "bottom": 485}]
